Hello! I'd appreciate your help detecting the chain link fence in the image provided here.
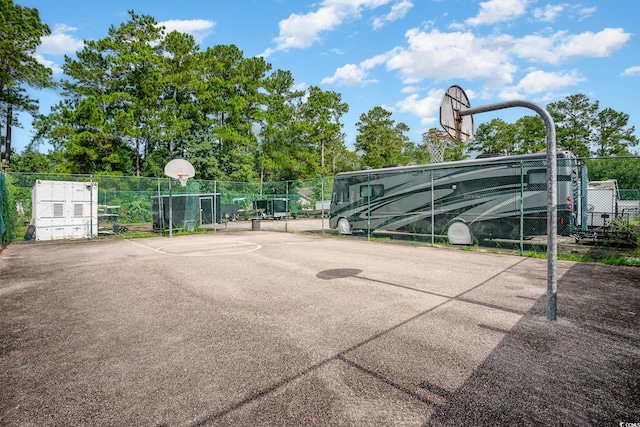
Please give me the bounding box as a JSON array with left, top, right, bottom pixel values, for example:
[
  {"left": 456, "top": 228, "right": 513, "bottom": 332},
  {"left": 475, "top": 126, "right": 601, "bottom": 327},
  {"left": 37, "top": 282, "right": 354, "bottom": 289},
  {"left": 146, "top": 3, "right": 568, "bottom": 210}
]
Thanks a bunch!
[
  {"left": 0, "top": 172, "right": 334, "bottom": 239},
  {"left": 2, "top": 156, "right": 638, "bottom": 262}
]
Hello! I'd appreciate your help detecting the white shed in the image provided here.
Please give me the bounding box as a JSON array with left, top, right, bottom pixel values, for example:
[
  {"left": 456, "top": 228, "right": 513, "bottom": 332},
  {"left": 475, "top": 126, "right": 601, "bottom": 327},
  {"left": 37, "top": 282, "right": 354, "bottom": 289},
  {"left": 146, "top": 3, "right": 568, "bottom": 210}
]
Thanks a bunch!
[
  {"left": 31, "top": 180, "right": 98, "bottom": 241},
  {"left": 586, "top": 179, "right": 619, "bottom": 227}
]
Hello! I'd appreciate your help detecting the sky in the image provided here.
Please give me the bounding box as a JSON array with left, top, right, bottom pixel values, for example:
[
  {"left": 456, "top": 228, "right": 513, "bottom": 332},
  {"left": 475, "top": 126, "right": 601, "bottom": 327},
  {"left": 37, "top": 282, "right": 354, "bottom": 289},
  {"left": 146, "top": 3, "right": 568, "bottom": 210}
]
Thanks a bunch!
[{"left": 12, "top": 0, "right": 640, "bottom": 154}]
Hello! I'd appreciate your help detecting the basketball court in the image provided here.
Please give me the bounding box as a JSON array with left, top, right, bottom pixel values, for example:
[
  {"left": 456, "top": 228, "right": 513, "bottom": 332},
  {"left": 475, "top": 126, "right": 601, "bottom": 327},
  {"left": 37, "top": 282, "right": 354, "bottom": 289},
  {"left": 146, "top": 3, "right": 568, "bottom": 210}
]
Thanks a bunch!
[{"left": 1, "top": 231, "right": 638, "bottom": 425}]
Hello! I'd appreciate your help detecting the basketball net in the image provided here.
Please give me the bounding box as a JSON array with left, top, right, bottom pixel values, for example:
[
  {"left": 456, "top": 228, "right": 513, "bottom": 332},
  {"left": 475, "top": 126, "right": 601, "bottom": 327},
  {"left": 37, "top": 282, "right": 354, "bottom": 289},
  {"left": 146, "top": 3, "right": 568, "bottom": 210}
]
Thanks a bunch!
[
  {"left": 422, "top": 129, "right": 452, "bottom": 164},
  {"left": 177, "top": 173, "right": 189, "bottom": 187}
]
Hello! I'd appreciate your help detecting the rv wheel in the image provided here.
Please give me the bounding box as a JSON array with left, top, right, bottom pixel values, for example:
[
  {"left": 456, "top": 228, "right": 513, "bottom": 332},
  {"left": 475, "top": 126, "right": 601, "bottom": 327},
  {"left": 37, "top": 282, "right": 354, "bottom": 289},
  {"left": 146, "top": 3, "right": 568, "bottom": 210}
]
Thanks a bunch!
[
  {"left": 447, "top": 222, "right": 473, "bottom": 245},
  {"left": 337, "top": 218, "right": 352, "bottom": 235}
]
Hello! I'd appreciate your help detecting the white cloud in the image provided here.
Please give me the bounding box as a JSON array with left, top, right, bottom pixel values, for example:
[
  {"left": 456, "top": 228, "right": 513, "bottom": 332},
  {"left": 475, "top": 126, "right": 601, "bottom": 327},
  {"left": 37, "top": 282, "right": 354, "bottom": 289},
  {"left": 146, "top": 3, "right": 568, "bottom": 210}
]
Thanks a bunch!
[
  {"left": 465, "top": 0, "right": 531, "bottom": 27},
  {"left": 322, "top": 63, "right": 377, "bottom": 85},
  {"left": 532, "top": 4, "right": 565, "bottom": 22},
  {"left": 559, "top": 28, "right": 630, "bottom": 58},
  {"left": 577, "top": 6, "right": 597, "bottom": 20},
  {"left": 622, "top": 66, "right": 640, "bottom": 77},
  {"left": 262, "top": 0, "right": 393, "bottom": 56},
  {"left": 34, "top": 54, "right": 63, "bottom": 75},
  {"left": 498, "top": 69, "right": 585, "bottom": 100},
  {"left": 511, "top": 28, "right": 631, "bottom": 64},
  {"left": 322, "top": 51, "right": 393, "bottom": 86},
  {"left": 386, "top": 29, "right": 517, "bottom": 86},
  {"left": 34, "top": 24, "right": 84, "bottom": 74},
  {"left": 395, "top": 89, "right": 444, "bottom": 125},
  {"left": 37, "top": 24, "right": 84, "bottom": 56},
  {"left": 401, "top": 85, "right": 423, "bottom": 93},
  {"left": 158, "top": 19, "right": 215, "bottom": 44},
  {"left": 372, "top": 0, "right": 414, "bottom": 30}
]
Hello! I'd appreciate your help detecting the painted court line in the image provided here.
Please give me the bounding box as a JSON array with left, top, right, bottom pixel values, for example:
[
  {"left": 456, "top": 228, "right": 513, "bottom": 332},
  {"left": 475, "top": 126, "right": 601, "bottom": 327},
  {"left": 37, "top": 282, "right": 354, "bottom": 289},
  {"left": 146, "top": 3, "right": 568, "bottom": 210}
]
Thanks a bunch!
[{"left": 127, "top": 239, "right": 262, "bottom": 256}]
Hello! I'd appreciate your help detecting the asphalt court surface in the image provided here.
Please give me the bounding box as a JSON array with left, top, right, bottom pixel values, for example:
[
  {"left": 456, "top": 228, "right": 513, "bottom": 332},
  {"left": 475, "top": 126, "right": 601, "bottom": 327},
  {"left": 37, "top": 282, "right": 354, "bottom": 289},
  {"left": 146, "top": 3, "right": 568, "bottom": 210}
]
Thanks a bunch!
[{"left": 1, "top": 231, "right": 638, "bottom": 426}]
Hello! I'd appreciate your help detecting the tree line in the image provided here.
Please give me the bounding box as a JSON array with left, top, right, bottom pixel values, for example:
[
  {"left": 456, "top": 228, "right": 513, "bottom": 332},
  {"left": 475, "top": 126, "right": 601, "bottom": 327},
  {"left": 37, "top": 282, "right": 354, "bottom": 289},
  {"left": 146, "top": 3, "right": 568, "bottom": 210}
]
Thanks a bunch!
[{"left": 1, "top": 2, "right": 638, "bottom": 184}]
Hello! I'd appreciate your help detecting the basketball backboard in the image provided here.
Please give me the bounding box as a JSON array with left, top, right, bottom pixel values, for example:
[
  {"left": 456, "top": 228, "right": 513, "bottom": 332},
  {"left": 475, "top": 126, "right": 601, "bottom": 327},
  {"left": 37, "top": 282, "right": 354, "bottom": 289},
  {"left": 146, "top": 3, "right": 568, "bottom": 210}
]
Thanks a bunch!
[
  {"left": 440, "top": 85, "right": 473, "bottom": 142},
  {"left": 164, "top": 159, "right": 195, "bottom": 187}
]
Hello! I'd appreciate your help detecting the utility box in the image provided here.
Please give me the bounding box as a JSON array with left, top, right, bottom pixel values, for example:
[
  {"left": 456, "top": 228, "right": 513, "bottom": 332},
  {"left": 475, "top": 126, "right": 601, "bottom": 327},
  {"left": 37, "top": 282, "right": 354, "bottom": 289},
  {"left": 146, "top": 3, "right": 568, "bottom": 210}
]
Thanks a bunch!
[
  {"left": 31, "top": 180, "right": 98, "bottom": 241},
  {"left": 587, "top": 180, "right": 619, "bottom": 227}
]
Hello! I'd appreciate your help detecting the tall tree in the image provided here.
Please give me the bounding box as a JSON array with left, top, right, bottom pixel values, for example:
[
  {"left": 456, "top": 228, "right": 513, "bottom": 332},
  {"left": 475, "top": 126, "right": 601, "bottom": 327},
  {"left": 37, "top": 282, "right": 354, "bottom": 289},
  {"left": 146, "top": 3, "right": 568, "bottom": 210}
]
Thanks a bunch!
[
  {"left": 259, "top": 69, "right": 305, "bottom": 181},
  {"left": 196, "top": 44, "right": 270, "bottom": 181},
  {"left": 101, "top": 11, "right": 165, "bottom": 175},
  {"left": 355, "top": 106, "right": 412, "bottom": 169},
  {"left": 146, "top": 30, "right": 202, "bottom": 176},
  {"left": 0, "top": 0, "right": 53, "bottom": 163},
  {"left": 470, "top": 118, "right": 518, "bottom": 155},
  {"left": 298, "top": 86, "right": 349, "bottom": 176},
  {"left": 592, "top": 107, "right": 638, "bottom": 156},
  {"left": 547, "top": 94, "right": 598, "bottom": 157},
  {"left": 40, "top": 11, "right": 164, "bottom": 174},
  {"left": 513, "top": 115, "right": 546, "bottom": 154}
]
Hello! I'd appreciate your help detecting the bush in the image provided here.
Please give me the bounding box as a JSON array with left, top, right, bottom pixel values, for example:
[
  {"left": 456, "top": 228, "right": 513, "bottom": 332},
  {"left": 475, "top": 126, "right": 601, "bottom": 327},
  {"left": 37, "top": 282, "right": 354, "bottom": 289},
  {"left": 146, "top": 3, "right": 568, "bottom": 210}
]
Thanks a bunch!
[{"left": 1, "top": 174, "right": 25, "bottom": 244}]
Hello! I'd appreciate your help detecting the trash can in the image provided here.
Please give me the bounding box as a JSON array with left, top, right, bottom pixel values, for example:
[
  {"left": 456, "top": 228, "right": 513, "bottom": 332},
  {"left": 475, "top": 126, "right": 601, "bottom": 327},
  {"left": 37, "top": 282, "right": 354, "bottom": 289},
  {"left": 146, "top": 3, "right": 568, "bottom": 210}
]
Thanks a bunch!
[{"left": 251, "top": 218, "right": 261, "bottom": 231}]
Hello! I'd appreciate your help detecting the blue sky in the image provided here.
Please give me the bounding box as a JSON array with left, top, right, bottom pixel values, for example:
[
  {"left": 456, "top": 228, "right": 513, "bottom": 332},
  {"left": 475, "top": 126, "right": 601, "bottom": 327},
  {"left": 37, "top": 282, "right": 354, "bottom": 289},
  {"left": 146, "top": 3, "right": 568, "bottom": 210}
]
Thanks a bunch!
[{"left": 13, "top": 0, "right": 640, "bottom": 154}]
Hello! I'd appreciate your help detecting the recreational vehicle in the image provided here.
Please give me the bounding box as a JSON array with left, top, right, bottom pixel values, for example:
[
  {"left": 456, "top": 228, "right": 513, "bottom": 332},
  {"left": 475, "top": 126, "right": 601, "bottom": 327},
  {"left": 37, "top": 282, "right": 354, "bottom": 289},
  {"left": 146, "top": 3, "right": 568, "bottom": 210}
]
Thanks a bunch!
[{"left": 329, "top": 151, "right": 581, "bottom": 244}]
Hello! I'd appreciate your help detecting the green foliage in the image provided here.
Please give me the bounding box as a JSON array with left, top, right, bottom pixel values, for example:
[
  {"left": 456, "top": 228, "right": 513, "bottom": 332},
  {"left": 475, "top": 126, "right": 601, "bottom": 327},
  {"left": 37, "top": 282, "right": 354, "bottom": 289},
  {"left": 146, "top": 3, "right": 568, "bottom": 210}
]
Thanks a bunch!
[
  {"left": 585, "top": 157, "right": 640, "bottom": 189},
  {"left": 7, "top": 150, "right": 53, "bottom": 172},
  {"left": 1, "top": 173, "right": 25, "bottom": 243},
  {"left": 0, "top": 0, "right": 54, "bottom": 162},
  {"left": 601, "top": 255, "right": 640, "bottom": 267},
  {"left": 107, "top": 192, "right": 152, "bottom": 223},
  {"left": 355, "top": 106, "right": 413, "bottom": 168},
  {"left": 593, "top": 108, "right": 639, "bottom": 156},
  {"left": 471, "top": 118, "right": 517, "bottom": 155},
  {"left": 547, "top": 94, "right": 598, "bottom": 157},
  {"left": 470, "top": 94, "right": 637, "bottom": 158}
]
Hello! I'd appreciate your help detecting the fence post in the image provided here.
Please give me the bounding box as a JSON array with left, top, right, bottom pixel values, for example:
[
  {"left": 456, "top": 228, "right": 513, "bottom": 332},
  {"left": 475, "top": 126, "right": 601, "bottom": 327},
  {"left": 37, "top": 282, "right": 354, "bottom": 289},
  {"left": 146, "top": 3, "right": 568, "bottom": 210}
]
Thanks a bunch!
[
  {"left": 520, "top": 161, "right": 524, "bottom": 255},
  {"left": 431, "top": 171, "right": 435, "bottom": 246}
]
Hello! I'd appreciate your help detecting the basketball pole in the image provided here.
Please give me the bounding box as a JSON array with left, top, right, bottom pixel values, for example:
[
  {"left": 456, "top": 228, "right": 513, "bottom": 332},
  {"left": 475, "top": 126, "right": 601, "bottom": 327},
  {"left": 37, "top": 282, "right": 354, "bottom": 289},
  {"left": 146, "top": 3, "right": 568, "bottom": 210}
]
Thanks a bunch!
[
  {"left": 457, "top": 100, "right": 558, "bottom": 320},
  {"left": 168, "top": 177, "right": 173, "bottom": 238}
]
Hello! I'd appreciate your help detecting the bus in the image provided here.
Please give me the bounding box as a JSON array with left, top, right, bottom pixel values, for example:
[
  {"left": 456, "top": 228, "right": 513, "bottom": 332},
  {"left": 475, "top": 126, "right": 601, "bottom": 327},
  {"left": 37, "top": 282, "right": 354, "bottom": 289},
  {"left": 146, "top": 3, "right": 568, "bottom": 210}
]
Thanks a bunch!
[{"left": 329, "top": 151, "right": 583, "bottom": 244}]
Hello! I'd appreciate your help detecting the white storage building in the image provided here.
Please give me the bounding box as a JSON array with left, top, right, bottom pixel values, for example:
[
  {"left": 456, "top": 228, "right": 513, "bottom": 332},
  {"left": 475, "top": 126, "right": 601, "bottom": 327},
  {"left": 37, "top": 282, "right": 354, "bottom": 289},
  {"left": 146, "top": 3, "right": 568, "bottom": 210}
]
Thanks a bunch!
[{"left": 31, "top": 180, "right": 98, "bottom": 241}]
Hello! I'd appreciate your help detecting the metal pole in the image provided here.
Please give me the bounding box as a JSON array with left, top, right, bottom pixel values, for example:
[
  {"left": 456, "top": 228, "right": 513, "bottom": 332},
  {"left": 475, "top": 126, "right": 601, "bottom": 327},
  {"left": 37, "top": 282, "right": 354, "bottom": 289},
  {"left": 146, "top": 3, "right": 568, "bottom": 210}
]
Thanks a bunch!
[
  {"left": 89, "top": 175, "right": 93, "bottom": 240},
  {"left": 459, "top": 100, "right": 557, "bottom": 320},
  {"left": 431, "top": 171, "right": 435, "bottom": 246},
  {"left": 285, "top": 181, "right": 288, "bottom": 233},
  {"left": 367, "top": 174, "right": 371, "bottom": 240},
  {"left": 169, "top": 177, "right": 173, "bottom": 238},
  {"left": 157, "top": 178, "right": 163, "bottom": 234},
  {"left": 321, "top": 178, "right": 325, "bottom": 234},
  {"left": 520, "top": 161, "right": 524, "bottom": 255},
  {"left": 214, "top": 180, "right": 217, "bottom": 234}
]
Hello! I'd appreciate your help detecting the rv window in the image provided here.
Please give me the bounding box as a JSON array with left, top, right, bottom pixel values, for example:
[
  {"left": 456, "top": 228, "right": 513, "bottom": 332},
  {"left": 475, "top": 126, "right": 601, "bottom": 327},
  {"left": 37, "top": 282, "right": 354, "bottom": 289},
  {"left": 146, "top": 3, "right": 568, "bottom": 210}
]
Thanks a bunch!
[
  {"left": 332, "top": 181, "right": 349, "bottom": 203},
  {"left": 360, "top": 184, "right": 384, "bottom": 198},
  {"left": 527, "top": 170, "right": 547, "bottom": 191},
  {"left": 74, "top": 203, "right": 83, "bottom": 217}
]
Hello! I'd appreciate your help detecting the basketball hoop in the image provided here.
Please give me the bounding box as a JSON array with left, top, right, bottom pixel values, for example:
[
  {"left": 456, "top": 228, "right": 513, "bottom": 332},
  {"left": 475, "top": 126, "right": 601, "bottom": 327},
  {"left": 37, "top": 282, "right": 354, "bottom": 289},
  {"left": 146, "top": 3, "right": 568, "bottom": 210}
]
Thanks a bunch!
[
  {"left": 422, "top": 129, "right": 452, "bottom": 164},
  {"left": 177, "top": 173, "right": 189, "bottom": 187},
  {"left": 164, "top": 159, "right": 195, "bottom": 186}
]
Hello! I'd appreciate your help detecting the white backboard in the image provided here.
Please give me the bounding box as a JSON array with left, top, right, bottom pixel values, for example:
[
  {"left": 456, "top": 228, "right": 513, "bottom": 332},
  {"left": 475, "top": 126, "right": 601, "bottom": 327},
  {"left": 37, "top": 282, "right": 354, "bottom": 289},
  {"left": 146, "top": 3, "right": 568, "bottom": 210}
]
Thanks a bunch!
[
  {"left": 440, "top": 85, "right": 473, "bottom": 142},
  {"left": 164, "top": 159, "right": 195, "bottom": 179}
]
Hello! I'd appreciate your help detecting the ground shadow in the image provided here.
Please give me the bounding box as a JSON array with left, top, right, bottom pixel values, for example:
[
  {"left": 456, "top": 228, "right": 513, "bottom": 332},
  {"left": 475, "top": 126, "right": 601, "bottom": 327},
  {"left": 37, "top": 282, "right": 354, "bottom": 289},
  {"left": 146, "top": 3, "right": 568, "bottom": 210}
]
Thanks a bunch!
[{"left": 425, "top": 262, "right": 640, "bottom": 426}]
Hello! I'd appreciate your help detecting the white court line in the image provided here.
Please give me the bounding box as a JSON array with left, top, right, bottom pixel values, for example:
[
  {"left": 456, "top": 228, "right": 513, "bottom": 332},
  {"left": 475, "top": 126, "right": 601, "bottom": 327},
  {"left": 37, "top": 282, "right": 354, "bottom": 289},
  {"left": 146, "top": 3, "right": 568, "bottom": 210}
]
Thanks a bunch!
[{"left": 126, "top": 239, "right": 261, "bottom": 256}]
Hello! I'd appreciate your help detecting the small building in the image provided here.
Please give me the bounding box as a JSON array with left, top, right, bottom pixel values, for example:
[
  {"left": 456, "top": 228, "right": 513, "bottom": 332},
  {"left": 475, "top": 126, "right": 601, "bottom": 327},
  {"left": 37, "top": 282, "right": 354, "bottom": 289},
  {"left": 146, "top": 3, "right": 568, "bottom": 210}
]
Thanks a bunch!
[
  {"left": 587, "top": 180, "right": 619, "bottom": 227},
  {"left": 151, "top": 193, "right": 221, "bottom": 231},
  {"left": 31, "top": 180, "right": 98, "bottom": 241}
]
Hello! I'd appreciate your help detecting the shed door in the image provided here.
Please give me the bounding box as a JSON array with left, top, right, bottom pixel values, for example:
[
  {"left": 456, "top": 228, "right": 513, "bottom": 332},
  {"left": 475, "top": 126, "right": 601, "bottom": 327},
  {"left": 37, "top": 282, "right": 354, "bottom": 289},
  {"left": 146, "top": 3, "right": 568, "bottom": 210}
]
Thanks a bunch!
[{"left": 200, "top": 197, "right": 214, "bottom": 225}]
